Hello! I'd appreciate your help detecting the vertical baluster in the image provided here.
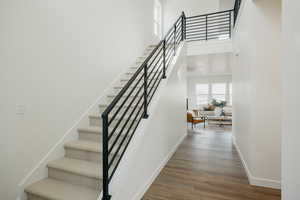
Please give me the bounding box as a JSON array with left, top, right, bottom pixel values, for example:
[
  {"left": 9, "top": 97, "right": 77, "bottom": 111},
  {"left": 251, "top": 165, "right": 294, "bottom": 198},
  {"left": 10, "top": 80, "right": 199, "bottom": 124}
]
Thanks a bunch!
[
  {"left": 205, "top": 15, "right": 208, "bottom": 41},
  {"left": 181, "top": 12, "right": 185, "bottom": 41},
  {"left": 184, "top": 13, "right": 186, "bottom": 39},
  {"left": 174, "top": 24, "right": 176, "bottom": 55},
  {"left": 143, "top": 64, "right": 149, "bottom": 119},
  {"left": 102, "top": 115, "right": 111, "bottom": 200},
  {"left": 163, "top": 40, "right": 166, "bottom": 79},
  {"left": 229, "top": 11, "right": 232, "bottom": 39}
]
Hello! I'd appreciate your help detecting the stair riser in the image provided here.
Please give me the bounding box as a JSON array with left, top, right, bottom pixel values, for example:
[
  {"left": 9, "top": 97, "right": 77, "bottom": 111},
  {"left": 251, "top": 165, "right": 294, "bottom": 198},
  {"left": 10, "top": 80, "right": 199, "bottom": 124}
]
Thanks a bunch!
[
  {"left": 65, "top": 142, "right": 123, "bottom": 163},
  {"left": 26, "top": 193, "right": 47, "bottom": 200},
  {"left": 119, "top": 80, "right": 144, "bottom": 89},
  {"left": 119, "top": 77, "right": 159, "bottom": 86},
  {"left": 65, "top": 147, "right": 101, "bottom": 163},
  {"left": 105, "top": 96, "right": 144, "bottom": 104},
  {"left": 48, "top": 168, "right": 101, "bottom": 190},
  {"left": 99, "top": 105, "right": 142, "bottom": 114},
  {"left": 112, "top": 88, "right": 141, "bottom": 95},
  {"left": 89, "top": 116, "right": 136, "bottom": 128},
  {"left": 112, "top": 85, "right": 156, "bottom": 96},
  {"left": 78, "top": 131, "right": 128, "bottom": 143},
  {"left": 79, "top": 132, "right": 101, "bottom": 141}
]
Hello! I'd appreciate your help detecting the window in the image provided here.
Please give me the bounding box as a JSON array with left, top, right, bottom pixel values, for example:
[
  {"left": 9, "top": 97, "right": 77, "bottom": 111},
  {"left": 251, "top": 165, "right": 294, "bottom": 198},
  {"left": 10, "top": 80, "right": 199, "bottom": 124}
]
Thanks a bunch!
[
  {"left": 154, "top": 0, "right": 162, "bottom": 39},
  {"left": 196, "top": 84, "right": 209, "bottom": 105},
  {"left": 194, "top": 82, "right": 232, "bottom": 107},
  {"left": 212, "top": 83, "right": 226, "bottom": 101}
]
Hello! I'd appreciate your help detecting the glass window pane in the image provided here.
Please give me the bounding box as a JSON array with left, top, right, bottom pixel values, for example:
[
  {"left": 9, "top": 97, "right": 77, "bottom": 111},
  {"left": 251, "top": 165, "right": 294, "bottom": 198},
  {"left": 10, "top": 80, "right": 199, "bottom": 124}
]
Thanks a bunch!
[
  {"left": 197, "top": 95, "right": 209, "bottom": 105},
  {"left": 196, "top": 84, "right": 209, "bottom": 105},
  {"left": 212, "top": 83, "right": 226, "bottom": 94},
  {"left": 196, "top": 84, "right": 209, "bottom": 94}
]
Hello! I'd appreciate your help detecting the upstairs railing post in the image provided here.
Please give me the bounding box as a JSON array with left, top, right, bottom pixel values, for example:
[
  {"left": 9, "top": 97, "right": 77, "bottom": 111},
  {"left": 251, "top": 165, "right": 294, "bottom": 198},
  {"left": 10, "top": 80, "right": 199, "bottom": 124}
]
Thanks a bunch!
[
  {"left": 229, "top": 11, "right": 232, "bottom": 39},
  {"left": 173, "top": 24, "right": 176, "bottom": 55},
  {"left": 205, "top": 15, "right": 208, "bottom": 41},
  {"left": 142, "top": 64, "right": 149, "bottom": 119},
  {"left": 181, "top": 12, "right": 185, "bottom": 41},
  {"left": 162, "top": 40, "right": 166, "bottom": 79},
  {"left": 102, "top": 115, "right": 111, "bottom": 200},
  {"left": 234, "top": 0, "right": 241, "bottom": 25},
  {"left": 184, "top": 12, "right": 186, "bottom": 40}
]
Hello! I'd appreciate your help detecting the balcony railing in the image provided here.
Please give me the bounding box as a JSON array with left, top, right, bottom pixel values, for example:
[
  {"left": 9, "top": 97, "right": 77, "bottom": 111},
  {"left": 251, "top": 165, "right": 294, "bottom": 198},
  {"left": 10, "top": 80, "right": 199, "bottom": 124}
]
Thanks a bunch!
[{"left": 185, "top": 10, "right": 233, "bottom": 42}]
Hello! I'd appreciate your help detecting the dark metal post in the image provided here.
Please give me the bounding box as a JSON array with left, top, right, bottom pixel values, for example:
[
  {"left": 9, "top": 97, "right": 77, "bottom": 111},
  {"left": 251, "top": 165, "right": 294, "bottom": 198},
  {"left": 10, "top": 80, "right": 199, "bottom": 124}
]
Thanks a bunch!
[
  {"left": 173, "top": 24, "right": 176, "bottom": 55},
  {"left": 181, "top": 13, "right": 185, "bottom": 41},
  {"left": 143, "top": 64, "right": 149, "bottom": 118},
  {"left": 102, "top": 115, "right": 111, "bottom": 200},
  {"left": 205, "top": 15, "right": 208, "bottom": 41},
  {"left": 183, "top": 12, "right": 186, "bottom": 40},
  {"left": 186, "top": 98, "right": 189, "bottom": 110},
  {"left": 229, "top": 11, "right": 232, "bottom": 39},
  {"left": 162, "top": 40, "right": 166, "bottom": 79}
]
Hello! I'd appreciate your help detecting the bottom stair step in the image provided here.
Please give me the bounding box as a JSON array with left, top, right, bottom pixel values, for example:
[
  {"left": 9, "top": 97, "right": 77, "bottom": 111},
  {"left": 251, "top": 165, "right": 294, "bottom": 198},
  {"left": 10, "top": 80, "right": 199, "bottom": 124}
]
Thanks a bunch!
[{"left": 25, "top": 178, "right": 100, "bottom": 200}]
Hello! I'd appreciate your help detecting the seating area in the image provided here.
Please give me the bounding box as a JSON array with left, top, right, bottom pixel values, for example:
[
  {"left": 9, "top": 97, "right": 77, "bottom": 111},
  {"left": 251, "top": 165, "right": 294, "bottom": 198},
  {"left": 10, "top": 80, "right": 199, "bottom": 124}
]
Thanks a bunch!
[{"left": 187, "top": 105, "right": 232, "bottom": 128}]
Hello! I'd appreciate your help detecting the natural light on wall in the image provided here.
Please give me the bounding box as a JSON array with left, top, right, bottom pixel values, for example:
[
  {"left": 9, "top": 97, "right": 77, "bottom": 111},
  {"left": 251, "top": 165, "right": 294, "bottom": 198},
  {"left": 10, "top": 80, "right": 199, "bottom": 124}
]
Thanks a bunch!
[{"left": 154, "top": 0, "right": 162, "bottom": 39}]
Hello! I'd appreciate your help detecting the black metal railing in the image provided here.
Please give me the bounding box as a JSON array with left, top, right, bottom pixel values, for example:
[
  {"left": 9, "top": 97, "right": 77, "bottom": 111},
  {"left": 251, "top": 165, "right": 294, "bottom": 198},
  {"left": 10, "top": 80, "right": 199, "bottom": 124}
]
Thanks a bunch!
[
  {"left": 101, "top": 7, "right": 240, "bottom": 199},
  {"left": 234, "top": 0, "right": 242, "bottom": 25},
  {"left": 101, "top": 12, "right": 186, "bottom": 200},
  {"left": 185, "top": 10, "right": 233, "bottom": 42}
]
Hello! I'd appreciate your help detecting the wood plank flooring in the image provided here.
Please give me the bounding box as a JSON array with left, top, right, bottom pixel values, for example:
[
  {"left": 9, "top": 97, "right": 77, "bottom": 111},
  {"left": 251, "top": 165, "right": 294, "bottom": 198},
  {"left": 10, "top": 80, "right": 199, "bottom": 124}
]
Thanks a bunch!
[{"left": 143, "top": 126, "right": 281, "bottom": 200}]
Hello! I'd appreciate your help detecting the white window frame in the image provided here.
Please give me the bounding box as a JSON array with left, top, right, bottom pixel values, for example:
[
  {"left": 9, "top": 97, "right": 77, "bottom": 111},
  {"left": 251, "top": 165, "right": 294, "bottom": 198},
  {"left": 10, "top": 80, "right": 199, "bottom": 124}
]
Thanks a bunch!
[
  {"left": 195, "top": 82, "right": 232, "bottom": 107},
  {"left": 211, "top": 83, "right": 227, "bottom": 102},
  {"left": 196, "top": 84, "right": 209, "bottom": 106}
]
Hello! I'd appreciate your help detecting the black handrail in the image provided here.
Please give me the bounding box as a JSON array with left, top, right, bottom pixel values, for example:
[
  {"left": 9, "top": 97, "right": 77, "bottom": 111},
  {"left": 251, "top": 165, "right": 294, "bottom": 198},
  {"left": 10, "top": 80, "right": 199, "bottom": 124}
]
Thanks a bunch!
[
  {"left": 234, "top": 0, "right": 242, "bottom": 25},
  {"left": 101, "top": 12, "right": 186, "bottom": 200},
  {"left": 185, "top": 9, "right": 233, "bottom": 42}
]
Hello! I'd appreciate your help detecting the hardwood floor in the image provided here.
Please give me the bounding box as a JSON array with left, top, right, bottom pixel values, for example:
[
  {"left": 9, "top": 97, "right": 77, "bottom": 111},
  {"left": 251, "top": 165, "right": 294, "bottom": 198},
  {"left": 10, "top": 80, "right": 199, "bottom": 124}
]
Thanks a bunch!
[{"left": 143, "top": 126, "right": 281, "bottom": 200}]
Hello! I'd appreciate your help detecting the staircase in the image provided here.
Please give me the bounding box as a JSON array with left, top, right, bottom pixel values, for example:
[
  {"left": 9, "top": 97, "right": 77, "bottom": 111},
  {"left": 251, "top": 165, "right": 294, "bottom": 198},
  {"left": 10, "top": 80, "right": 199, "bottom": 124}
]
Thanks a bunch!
[
  {"left": 24, "top": 46, "right": 156, "bottom": 200},
  {"left": 24, "top": 7, "right": 238, "bottom": 200}
]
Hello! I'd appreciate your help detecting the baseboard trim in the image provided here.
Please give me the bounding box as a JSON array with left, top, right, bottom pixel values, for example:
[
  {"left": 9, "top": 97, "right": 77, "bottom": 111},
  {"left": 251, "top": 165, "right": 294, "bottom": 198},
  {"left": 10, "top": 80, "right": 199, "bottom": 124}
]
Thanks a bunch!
[
  {"left": 232, "top": 136, "right": 281, "bottom": 189},
  {"left": 133, "top": 132, "right": 187, "bottom": 200}
]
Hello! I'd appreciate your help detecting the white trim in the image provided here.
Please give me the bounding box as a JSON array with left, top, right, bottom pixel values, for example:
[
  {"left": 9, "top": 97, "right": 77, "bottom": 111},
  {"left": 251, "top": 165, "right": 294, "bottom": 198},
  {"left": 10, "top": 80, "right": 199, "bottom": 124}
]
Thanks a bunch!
[
  {"left": 132, "top": 133, "right": 187, "bottom": 200},
  {"left": 232, "top": 136, "right": 281, "bottom": 189}
]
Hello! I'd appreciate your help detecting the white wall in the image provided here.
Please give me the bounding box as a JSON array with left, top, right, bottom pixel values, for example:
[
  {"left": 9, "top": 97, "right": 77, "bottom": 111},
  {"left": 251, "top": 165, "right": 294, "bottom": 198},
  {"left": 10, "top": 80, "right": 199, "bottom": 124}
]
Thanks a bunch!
[
  {"left": 232, "top": 0, "right": 281, "bottom": 189},
  {"left": 109, "top": 43, "right": 187, "bottom": 200},
  {"left": 188, "top": 40, "right": 233, "bottom": 56},
  {"left": 282, "top": 0, "right": 300, "bottom": 199},
  {"left": 187, "top": 53, "right": 233, "bottom": 75},
  {"left": 162, "top": 0, "right": 219, "bottom": 35},
  {"left": 0, "top": 1, "right": 157, "bottom": 199},
  {"left": 219, "top": 0, "right": 235, "bottom": 11}
]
